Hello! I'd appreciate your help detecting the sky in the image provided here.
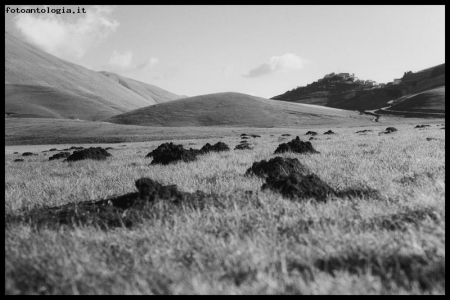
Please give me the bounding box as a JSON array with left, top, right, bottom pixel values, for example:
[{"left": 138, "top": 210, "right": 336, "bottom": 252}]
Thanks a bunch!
[{"left": 5, "top": 5, "right": 445, "bottom": 98}]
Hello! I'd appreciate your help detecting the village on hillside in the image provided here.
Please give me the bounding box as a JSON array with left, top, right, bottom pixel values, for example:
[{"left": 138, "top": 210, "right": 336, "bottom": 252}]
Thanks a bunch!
[{"left": 308, "top": 72, "right": 403, "bottom": 90}]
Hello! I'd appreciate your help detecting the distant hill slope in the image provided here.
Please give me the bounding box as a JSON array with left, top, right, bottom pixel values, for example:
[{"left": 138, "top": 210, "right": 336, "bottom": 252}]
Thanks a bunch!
[
  {"left": 271, "top": 64, "right": 445, "bottom": 114},
  {"left": 98, "top": 71, "right": 185, "bottom": 104},
  {"left": 375, "top": 86, "right": 445, "bottom": 118},
  {"left": 5, "top": 84, "right": 122, "bottom": 120},
  {"left": 5, "top": 31, "right": 184, "bottom": 121},
  {"left": 104, "top": 92, "right": 372, "bottom": 127}
]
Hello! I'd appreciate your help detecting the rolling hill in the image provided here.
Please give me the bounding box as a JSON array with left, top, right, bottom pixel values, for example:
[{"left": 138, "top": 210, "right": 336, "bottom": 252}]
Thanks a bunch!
[
  {"left": 374, "top": 86, "right": 445, "bottom": 118},
  {"left": 5, "top": 31, "right": 184, "bottom": 121},
  {"left": 271, "top": 64, "right": 445, "bottom": 115},
  {"left": 104, "top": 92, "right": 372, "bottom": 127}
]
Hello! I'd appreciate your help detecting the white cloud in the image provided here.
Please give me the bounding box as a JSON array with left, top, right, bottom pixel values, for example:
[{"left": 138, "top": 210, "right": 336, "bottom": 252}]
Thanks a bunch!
[
  {"left": 108, "top": 50, "right": 133, "bottom": 69},
  {"left": 14, "top": 5, "right": 119, "bottom": 59},
  {"left": 104, "top": 50, "right": 159, "bottom": 72},
  {"left": 245, "top": 53, "right": 309, "bottom": 78},
  {"left": 136, "top": 57, "right": 159, "bottom": 70}
]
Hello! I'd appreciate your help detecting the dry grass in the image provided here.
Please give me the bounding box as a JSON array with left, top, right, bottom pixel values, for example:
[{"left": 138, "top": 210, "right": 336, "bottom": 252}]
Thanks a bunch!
[{"left": 5, "top": 123, "right": 445, "bottom": 294}]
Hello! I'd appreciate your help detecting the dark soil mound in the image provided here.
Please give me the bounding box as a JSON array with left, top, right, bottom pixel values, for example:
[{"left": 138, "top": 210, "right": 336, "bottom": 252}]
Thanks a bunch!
[
  {"left": 262, "top": 173, "right": 335, "bottom": 201},
  {"left": 250, "top": 134, "right": 261, "bottom": 138},
  {"left": 426, "top": 138, "right": 438, "bottom": 141},
  {"left": 281, "top": 134, "right": 291, "bottom": 136},
  {"left": 69, "top": 146, "right": 84, "bottom": 150},
  {"left": 200, "top": 142, "right": 230, "bottom": 154},
  {"left": 13, "top": 152, "right": 19, "bottom": 154},
  {"left": 415, "top": 124, "right": 431, "bottom": 128},
  {"left": 65, "top": 147, "right": 112, "bottom": 162},
  {"left": 441, "top": 127, "right": 445, "bottom": 130},
  {"left": 380, "top": 127, "right": 398, "bottom": 135},
  {"left": 49, "top": 148, "right": 57, "bottom": 151},
  {"left": 5, "top": 178, "right": 211, "bottom": 229},
  {"left": 274, "top": 136, "right": 320, "bottom": 154},
  {"left": 356, "top": 130, "right": 372, "bottom": 133},
  {"left": 235, "top": 143, "right": 253, "bottom": 150},
  {"left": 309, "top": 137, "right": 316, "bottom": 140},
  {"left": 14, "top": 159, "right": 24, "bottom": 162},
  {"left": 245, "top": 156, "right": 310, "bottom": 178},
  {"left": 241, "top": 133, "right": 248, "bottom": 137},
  {"left": 306, "top": 131, "right": 318, "bottom": 136},
  {"left": 146, "top": 142, "right": 200, "bottom": 165},
  {"left": 22, "top": 152, "right": 35, "bottom": 156},
  {"left": 105, "top": 147, "right": 114, "bottom": 150},
  {"left": 49, "top": 152, "right": 71, "bottom": 161},
  {"left": 324, "top": 130, "right": 335, "bottom": 135},
  {"left": 241, "top": 136, "right": 249, "bottom": 140},
  {"left": 240, "top": 140, "right": 249, "bottom": 144}
]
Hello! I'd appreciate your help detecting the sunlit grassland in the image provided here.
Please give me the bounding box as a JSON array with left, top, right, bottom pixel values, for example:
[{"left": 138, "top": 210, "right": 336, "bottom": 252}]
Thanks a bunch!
[{"left": 5, "top": 124, "right": 445, "bottom": 294}]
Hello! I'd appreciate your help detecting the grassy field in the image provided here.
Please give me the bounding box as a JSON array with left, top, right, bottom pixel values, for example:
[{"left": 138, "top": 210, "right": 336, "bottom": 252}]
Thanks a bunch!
[
  {"left": 5, "top": 123, "right": 445, "bottom": 294},
  {"left": 5, "top": 115, "right": 443, "bottom": 146}
]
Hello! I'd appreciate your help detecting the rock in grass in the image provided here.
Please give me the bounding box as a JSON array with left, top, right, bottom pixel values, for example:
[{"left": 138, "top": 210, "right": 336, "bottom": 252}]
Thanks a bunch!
[
  {"left": 324, "top": 130, "right": 335, "bottom": 135},
  {"left": 147, "top": 141, "right": 230, "bottom": 165},
  {"left": 415, "top": 124, "right": 430, "bottom": 129},
  {"left": 6, "top": 177, "right": 211, "bottom": 229},
  {"left": 274, "top": 136, "right": 320, "bottom": 155},
  {"left": 49, "top": 152, "right": 71, "bottom": 161},
  {"left": 306, "top": 131, "right": 318, "bottom": 136},
  {"left": 235, "top": 143, "right": 253, "bottom": 150},
  {"left": 262, "top": 172, "right": 335, "bottom": 201},
  {"left": 146, "top": 142, "right": 201, "bottom": 165},
  {"left": 22, "top": 152, "right": 36, "bottom": 156},
  {"left": 14, "top": 159, "right": 24, "bottom": 162},
  {"left": 200, "top": 142, "right": 230, "bottom": 154},
  {"left": 245, "top": 156, "right": 310, "bottom": 178},
  {"left": 65, "top": 147, "right": 112, "bottom": 162}
]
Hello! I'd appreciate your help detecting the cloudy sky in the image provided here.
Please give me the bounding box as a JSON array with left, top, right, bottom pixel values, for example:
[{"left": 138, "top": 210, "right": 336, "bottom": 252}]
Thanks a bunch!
[{"left": 5, "top": 5, "right": 445, "bottom": 98}]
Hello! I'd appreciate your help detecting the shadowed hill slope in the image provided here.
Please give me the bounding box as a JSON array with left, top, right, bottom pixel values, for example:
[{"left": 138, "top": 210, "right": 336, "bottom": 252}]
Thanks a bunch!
[
  {"left": 383, "top": 86, "right": 445, "bottom": 114},
  {"left": 104, "top": 92, "right": 372, "bottom": 127},
  {"left": 5, "top": 31, "right": 183, "bottom": 121}
]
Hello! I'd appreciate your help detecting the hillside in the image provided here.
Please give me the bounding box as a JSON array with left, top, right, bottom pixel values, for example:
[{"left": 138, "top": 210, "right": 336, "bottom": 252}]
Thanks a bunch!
[
  {"left": 5, "top": 31, "right": 184, "bottom": 121},
  {"left": 374, "top": 86, "right": 445, "bottom": 118},
  {"left": 98, "top": 71, "right": 185, "bottom": 104},
  {"left": 271, "top": 64, "right": 445, "bottom": 114},
  {"left": 104, "top": 92, "right": 372, "bottom": 127}
]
